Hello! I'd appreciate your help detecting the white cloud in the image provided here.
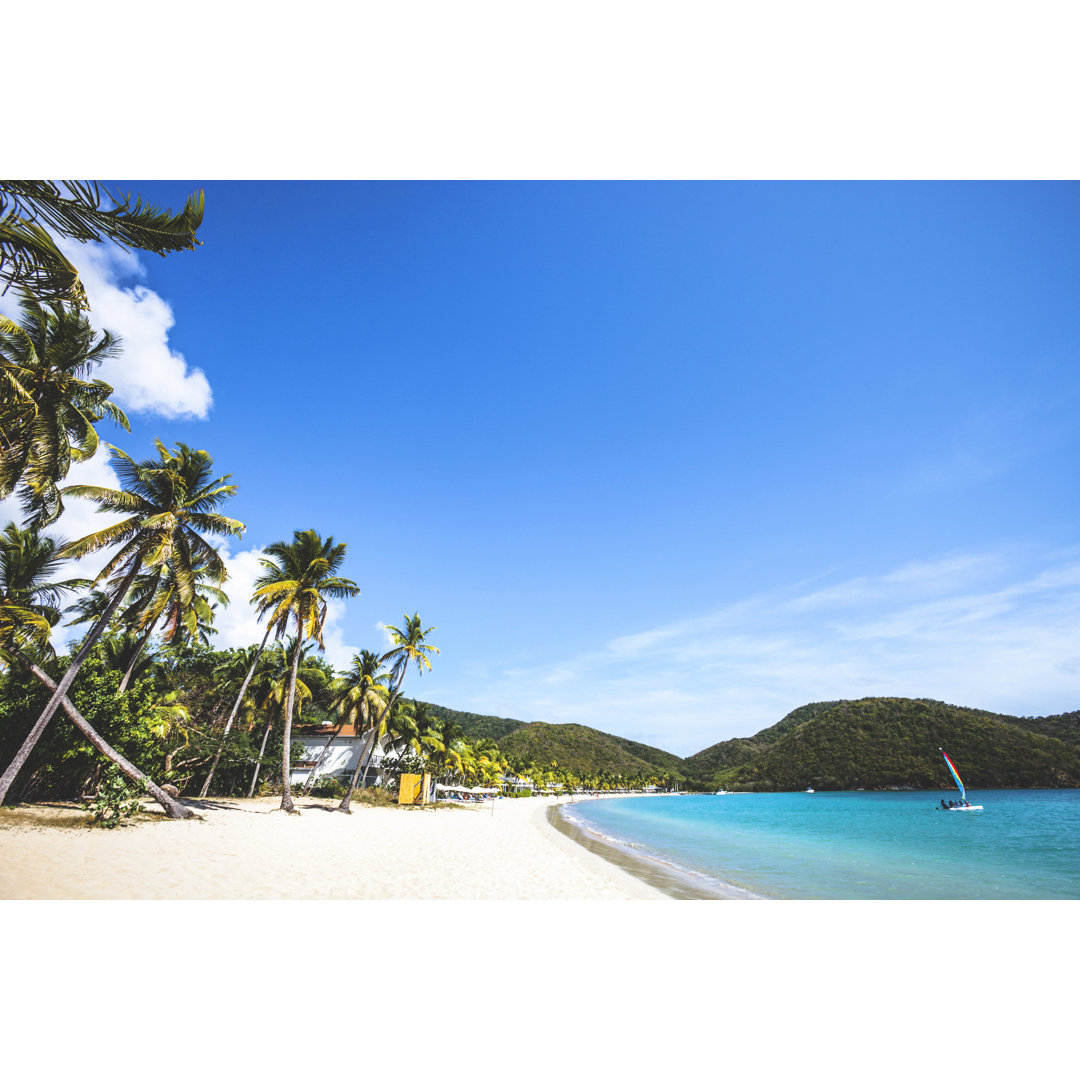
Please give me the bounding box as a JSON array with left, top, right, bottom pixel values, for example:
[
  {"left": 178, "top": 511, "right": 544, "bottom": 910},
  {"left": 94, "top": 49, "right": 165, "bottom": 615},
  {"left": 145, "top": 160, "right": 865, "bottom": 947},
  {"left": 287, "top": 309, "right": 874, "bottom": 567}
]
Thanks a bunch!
[
  {"left": 62, "top": 241, "right": 212, "bottom": 419},
  {"left": 0, "top": 239, "right": 213, "bottom": 420},
  {"left": 0, "top": 238, "right": 212, "bottom": 418},
  {"left": 467, "top": 549, "right": 1080, "bottom": 756}
]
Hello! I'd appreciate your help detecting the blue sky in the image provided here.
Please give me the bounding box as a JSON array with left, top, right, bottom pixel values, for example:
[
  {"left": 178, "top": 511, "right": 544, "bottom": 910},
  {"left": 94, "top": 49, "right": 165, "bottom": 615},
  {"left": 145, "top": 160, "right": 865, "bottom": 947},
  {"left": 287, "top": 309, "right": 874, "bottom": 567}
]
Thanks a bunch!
[{"left": 4, "top": 181, "right": 1078, "bottom": 755}]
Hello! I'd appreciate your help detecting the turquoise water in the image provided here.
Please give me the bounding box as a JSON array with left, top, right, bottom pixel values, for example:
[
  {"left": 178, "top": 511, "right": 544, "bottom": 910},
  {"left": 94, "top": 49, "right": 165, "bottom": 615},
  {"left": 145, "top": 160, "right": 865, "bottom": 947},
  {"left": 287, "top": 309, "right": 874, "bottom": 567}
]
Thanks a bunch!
[{"left": 560, "top": 790, "right": 1080, "bottom": 899}]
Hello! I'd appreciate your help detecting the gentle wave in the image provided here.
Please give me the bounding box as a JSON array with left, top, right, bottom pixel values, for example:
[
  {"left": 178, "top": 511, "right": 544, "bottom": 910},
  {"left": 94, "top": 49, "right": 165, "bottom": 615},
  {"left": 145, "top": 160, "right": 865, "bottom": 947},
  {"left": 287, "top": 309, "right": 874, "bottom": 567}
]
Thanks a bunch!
[{"left": 556, "top": 802, "right": 766, "bottom": 900}]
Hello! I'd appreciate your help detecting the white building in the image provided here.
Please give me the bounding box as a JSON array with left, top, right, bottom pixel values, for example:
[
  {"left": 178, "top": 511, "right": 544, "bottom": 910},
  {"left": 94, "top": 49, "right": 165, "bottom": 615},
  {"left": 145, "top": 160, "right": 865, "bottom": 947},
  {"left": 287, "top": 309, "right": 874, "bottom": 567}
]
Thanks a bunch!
[{"left": 289, "top": 723, "right": 398, "bottom": 788}]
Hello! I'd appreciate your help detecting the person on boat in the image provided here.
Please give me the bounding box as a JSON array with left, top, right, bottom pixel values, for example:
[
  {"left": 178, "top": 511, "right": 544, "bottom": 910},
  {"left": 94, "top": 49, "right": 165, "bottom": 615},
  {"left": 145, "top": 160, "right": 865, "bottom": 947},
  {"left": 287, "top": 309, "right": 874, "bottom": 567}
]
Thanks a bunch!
[{"left": 940, "top": 799, "right": 948, "bottom": 810}]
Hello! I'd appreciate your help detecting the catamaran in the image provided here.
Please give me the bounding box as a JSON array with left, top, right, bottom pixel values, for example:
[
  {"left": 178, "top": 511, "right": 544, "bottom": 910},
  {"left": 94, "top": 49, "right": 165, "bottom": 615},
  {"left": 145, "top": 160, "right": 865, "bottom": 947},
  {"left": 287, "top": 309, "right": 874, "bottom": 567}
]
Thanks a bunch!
[{"left": 939, "top": 748, "right": 983, "bottom": 810}]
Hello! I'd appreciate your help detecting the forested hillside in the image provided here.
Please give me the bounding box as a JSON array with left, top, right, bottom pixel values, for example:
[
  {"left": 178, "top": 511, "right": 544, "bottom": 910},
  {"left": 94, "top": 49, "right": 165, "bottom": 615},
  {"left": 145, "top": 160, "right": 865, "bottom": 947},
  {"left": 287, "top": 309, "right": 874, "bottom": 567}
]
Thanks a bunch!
[
  {"left": 405, "top": 701, "right": 526, "bottom": 742},
  {"left": 496, "top": 722, "right": 686, "bottom": 778},
  {"left": 683, "top": 698, "right": 1080, "bottom": 791},
  {"left": 412, "top": 696, "right": 1080, "bottom": 792}
]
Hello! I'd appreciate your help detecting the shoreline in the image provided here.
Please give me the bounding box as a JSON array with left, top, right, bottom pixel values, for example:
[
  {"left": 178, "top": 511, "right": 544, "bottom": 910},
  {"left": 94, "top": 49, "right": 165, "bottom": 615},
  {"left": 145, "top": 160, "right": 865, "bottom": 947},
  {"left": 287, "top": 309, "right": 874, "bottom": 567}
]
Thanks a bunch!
[
  {"left": 0, "top": 792, "right": 674, "bottom": 900},
  {"left": 550, "top": 798, "right": 761, "bottom": 899}
]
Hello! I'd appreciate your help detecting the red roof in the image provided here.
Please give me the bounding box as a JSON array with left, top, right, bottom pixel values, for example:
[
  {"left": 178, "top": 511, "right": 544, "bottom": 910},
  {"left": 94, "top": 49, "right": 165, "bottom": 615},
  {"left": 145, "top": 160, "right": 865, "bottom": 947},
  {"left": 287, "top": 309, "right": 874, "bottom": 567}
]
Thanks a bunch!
[{"left": 294, "top": 724, "right": 363, "bottom": 739}]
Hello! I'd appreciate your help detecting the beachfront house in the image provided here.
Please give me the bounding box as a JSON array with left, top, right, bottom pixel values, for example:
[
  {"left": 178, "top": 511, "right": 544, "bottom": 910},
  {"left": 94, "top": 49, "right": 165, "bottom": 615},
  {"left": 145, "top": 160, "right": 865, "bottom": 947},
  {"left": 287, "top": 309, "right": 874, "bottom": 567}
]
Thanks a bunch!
[
  {"left": 502, "top": 775, "right": 535, "bottom": 794},
  {"left": 289, "top": 723, "right": 399, "bottom": 789}
]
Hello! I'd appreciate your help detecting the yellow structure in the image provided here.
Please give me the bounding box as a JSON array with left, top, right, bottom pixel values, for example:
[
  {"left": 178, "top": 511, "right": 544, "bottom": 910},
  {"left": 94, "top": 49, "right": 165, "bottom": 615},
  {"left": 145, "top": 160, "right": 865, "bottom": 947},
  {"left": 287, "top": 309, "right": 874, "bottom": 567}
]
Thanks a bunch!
[{"left": 398, "top": 774, "right": 422, "bottom": 805}]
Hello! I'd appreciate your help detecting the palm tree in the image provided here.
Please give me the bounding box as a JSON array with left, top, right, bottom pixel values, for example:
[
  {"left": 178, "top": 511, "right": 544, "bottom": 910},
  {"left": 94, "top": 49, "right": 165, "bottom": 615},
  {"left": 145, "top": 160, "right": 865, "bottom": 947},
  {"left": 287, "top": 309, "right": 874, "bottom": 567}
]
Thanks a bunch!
[
  {"left": 382, "top": 699, "right": 444, "bottom": 782},
  {"left": 99, "top": 630, "right": 160, "bottom": 689},
  {"left": 117, "top": 555, "right": 228, "bottom": 691},
  {"left": 0, "top": 293, "right": 128, "bottom": 526},
  {"left": 244, "top": 638, "right": 324, "bottom": 798},
  {"left": 337, "top": 613, "right": 439, "bottom": 813},
  {"left": 199, "top": 548, "right": 300, "bottom": 798},
  {"left": 427, "top": 714, "right": 466, "bottom": 785},
  {"left": 0, "top": 440, "right": 242, "bottom": 813},
  {"left": 0, "top": 523, "right": 188, "bottom": 817},
  {"left": 250, "top": 529, "right": 359, "bottom": 813},
  {"left": 0, "top": 181, "right": 204, "bottom": 309},
  {"left": 0, "top": 522, "right": 77, "bottom": 660},
  {"left": 302, "top": 649, "right": 388, "bottom": 795},
  {"left": 64, "top": 584, "right": 123, "bottom": 640}
]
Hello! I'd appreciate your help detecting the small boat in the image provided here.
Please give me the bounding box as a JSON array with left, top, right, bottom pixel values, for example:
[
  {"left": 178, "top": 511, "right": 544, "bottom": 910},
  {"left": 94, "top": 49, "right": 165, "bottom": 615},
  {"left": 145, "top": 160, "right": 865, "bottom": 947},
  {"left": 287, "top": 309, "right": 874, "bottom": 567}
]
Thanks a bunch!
[
  {"left": 938, "top": 748, "right": 983, "bottom": 810},
  {"left": 715, "top": 788, "right": 733, "bottom": 795},
  {"left": 805, "top": 787, "right": 815, "bottom": 793}
]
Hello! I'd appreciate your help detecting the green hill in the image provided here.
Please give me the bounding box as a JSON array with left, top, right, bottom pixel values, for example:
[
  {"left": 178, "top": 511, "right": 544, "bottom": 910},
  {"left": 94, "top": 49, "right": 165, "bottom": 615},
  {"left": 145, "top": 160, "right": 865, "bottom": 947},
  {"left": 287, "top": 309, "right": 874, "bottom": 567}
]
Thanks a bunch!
[
  {"left": 684, "top": 701, "right": 841, "bottom": 776},
  {"left": 406, "top": 700, "right": 526, "bottom": 742},
  {"left": 496, "top": 721, "right": 686, "bottom": 779},
  {"left": 414, "top": 696, "right": 1080, "bottom": 791},
  {"left": 685, "top": 697, "right": 1080, "bottom": 791}
]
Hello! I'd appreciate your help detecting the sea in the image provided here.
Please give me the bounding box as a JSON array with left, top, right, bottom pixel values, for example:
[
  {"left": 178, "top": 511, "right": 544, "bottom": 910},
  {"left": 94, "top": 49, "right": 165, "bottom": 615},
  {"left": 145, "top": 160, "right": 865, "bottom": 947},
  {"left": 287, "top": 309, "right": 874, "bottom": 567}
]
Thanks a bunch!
[{"left": 557, "top": 789, "right": 1080, "bottom": 899}]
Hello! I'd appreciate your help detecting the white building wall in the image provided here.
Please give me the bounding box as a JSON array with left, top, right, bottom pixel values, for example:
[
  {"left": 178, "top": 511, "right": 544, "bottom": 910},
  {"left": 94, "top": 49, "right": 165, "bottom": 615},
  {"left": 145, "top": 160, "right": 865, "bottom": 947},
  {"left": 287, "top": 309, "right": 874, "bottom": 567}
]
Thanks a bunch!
[{"left": 289, "top": 734, "right": 392, "bottom": 786}]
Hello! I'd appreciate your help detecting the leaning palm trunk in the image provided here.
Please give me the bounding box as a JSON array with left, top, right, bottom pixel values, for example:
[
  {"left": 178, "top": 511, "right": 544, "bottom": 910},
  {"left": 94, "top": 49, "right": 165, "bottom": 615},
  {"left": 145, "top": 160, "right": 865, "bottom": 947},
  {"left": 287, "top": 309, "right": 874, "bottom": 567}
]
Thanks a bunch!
[
  {"left": 201, "top": 624, "right": 272, "bottom": 797},
  {"left": 279, "top": 639, "right": 302, "bottom": 813},
  {"left": 336, "top": 683, "right": 402, "bottom": 814},
  {"left": 358, "top": 733, "right": 386, "bottom": 793},
  {"left": 0, "top": 558, "right": 141, "bottom": 806},
  {"left": 117, "top": 614, "right": 160, "bottom": 693},
  {"left": 6, "top": 650, "right": 194, "bottom": 819},
  {"left": 247, "top": 717, "right": 274, "bottom": 798},
  {"left": 300, "top": 720, "right": 346, "bottom": 795},
  {"left": 336, "top": 725, "right": 380, "bottom": 813}
]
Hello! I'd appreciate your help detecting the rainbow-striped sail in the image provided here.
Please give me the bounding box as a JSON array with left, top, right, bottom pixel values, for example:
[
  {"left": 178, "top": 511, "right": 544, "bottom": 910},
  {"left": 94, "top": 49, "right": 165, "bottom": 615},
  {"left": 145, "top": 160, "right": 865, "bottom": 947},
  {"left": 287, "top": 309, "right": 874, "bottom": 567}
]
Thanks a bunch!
[{"left": 940, "top": 748, "right": 966, "bottom": 801}]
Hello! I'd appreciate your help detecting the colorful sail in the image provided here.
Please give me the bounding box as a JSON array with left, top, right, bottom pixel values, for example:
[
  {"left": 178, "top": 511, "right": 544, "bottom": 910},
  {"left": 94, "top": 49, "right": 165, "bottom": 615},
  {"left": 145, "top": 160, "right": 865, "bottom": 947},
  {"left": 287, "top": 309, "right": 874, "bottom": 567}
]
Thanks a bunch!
[{"left": 940, "top": 748, "right": 965, "bottom": 800}]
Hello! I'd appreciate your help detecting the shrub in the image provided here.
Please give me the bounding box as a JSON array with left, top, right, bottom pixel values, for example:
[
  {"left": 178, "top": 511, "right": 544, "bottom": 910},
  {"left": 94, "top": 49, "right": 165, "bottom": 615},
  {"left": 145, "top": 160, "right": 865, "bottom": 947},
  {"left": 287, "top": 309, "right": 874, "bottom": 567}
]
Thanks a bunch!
[
  {"left": 309, "top": 775, "right": 346, "bottom": 798},
  {"left": 85, "top": 766, "right": 144, "bottom": 828}
]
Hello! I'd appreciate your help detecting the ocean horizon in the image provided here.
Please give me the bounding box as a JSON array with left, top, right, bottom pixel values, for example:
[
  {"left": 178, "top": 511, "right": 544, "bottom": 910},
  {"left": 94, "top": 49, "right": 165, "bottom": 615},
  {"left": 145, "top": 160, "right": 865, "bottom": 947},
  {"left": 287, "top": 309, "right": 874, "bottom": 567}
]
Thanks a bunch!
[{"left": 557, "top": 789, "right": 1080, "bottom": 899}]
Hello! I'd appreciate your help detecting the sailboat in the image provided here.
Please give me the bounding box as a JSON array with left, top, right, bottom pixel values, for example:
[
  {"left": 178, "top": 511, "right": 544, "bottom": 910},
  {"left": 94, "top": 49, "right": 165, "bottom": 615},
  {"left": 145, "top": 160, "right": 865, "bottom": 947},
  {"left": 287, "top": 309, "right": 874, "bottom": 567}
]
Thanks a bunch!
[{"left": 939, "top": 748, "right": 983, "bottom": 810}]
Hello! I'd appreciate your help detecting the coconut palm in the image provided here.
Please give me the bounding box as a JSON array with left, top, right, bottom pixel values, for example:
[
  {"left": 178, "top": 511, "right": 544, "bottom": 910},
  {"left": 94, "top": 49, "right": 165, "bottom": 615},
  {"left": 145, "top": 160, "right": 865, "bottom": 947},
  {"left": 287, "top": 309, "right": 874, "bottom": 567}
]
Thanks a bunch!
[
  {"left": 99, "top": 630, "right": 160, "bottom": 689},
  {"left": 0, "top": 523, "right": 188, "bottom": 817},
  {"left": 302, "top": 649, "right": 388, "bottom": 795},
  {"left": 117, "top": 555, "right": 228, "bottom": 691},
  {"left": 249, "top": 529, "right": 359, "bottom": 814},
  {"left": 0, "top": 440, "right": 242, "bottom": 815},
  {"left": 387, "top": 700, "right": 444, "bottom": 770},
  {"left": 428, "top": 715, "right": 467, "bottom": 784},
  {"left": 336, "top": 614, "right": 439, "bottom": 813},
  {"left": 64, "top": 584, "right": 123, "bottom": 638},
  {"left": 244, "top": 638, "right": 326, "bottom": 798},
  {"left": 0, "top": 293, "right": 128, "bottom": 526},
  {"left": 0, "top": 522, "right": 81, "bottom": 640},
  {"left": 0, "top": 181, "right": 204, "bottom": 309},
  {"left": 199, "top": 550, "right": 299, "bottom": 798}
]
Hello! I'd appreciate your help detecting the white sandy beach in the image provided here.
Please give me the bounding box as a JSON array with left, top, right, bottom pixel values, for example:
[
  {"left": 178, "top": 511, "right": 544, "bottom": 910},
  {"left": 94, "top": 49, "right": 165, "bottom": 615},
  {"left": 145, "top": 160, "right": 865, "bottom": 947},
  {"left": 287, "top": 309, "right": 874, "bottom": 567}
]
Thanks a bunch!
[{"left": 0, "top": 793, "right": 671, "bottom": 900}]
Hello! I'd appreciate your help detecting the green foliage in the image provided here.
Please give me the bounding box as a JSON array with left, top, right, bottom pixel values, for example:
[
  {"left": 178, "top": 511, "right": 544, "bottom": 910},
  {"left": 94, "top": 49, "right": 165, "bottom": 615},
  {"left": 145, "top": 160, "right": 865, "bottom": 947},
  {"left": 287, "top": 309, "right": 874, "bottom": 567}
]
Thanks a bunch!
[
  {"left": 497, "top": 721, "right": 684, "bottom": 779},
  {"left": 0, "top": 181, "right": 204, "bottom": 309},
  {"left": 684, "top": 698, "right": 1080, "bottom": 791},
  {"left": 85, "top": 765, "right": 143, "bottom": 828},
  {"left": 309, "top": 775, "right": 347, "bottom": 798},
  {"left": 408, "top": 700, "right": 526, "bottom": 742},
  {"left": 0, "top": 652, "right": 166, "bottom": 801}
]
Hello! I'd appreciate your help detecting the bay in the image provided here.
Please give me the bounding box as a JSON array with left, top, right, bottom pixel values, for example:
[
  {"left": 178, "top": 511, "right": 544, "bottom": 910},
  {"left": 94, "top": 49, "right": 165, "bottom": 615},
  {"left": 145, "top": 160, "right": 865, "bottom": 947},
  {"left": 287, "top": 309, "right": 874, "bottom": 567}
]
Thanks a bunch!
[{"left": 559, "top": 789, "right": 1080, "bottom": 899}]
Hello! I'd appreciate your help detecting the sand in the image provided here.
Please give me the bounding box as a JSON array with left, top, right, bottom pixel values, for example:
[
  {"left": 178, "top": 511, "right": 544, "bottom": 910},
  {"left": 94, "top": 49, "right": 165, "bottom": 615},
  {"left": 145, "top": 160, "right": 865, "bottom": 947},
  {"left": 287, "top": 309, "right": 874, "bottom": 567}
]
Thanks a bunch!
[{"left": 0, "top": 793, "right": 672, "bottom": 900}]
